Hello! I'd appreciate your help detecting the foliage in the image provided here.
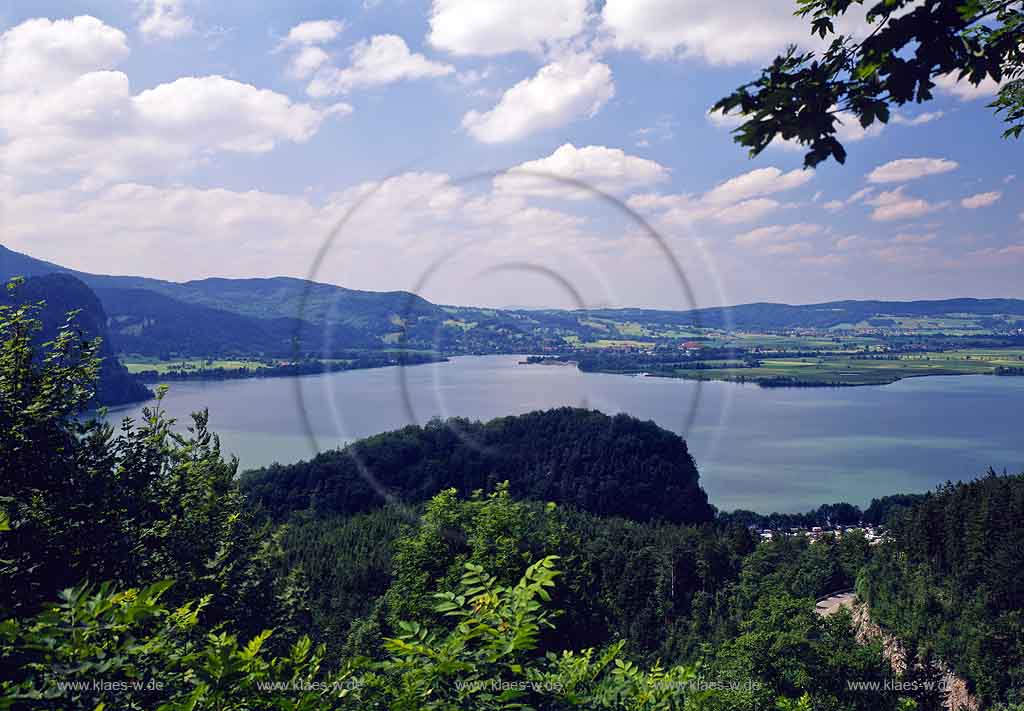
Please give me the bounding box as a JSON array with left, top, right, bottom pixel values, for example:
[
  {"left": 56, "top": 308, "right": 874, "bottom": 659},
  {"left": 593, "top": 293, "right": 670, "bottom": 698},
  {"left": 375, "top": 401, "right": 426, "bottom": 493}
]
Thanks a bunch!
[
  {"left": 349, "top": 556, "right": 814, "bottom": 711},
  {"left": 714, "top": 0, "right": 1024, "bottom": 167},
  {"left": 700, "top": 595, "right": 908, "bottom": 710},
  {"left": 276, "top": 506, "right": 412, "bottom": 655},
  {"left": 861, "top": 471, "right": 1024, "bottom": 706},
  {"left": 3, "top": 275, "right": 150, "bottom": 405},
  {"left": 0, "top": 581, "right": 351, "bottom": 711},
  {"left": 242, "top": 408, "right": 714, "bottom": 524},
  {"left": 0, "top": 281, "right": 281, "bottom": 635}
]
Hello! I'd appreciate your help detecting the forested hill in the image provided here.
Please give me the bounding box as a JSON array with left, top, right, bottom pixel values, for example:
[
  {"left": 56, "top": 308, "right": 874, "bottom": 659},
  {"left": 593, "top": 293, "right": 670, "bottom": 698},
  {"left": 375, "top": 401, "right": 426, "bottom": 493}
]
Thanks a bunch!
[
  {"left": 861, "top": 471, "right": 1024, "bottom": 706},
  {"left": 6, "top": 244, "right": 1024, "bottom": 358},
  {"left": 587, "top": 297, "right": 1024, "bottom": 330},
  {"left": 4, "top": 275, "right": 152, "bottom": 406},
  {"left": 240, "top": 407, "right": 714, "bottom": 524}
]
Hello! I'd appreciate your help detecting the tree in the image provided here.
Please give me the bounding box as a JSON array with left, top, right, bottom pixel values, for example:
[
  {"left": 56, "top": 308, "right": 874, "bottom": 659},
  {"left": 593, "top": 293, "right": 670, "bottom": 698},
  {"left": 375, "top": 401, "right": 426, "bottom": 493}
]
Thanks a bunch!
[
  {"left": 0, "top": 281, "right": 281, "bottom": 635},
  {"left": 713, "top": 0, "right": 1024, "bottom": 167},
  {"left": 0, "top": 580, "right": 352, "bottom": 711}
]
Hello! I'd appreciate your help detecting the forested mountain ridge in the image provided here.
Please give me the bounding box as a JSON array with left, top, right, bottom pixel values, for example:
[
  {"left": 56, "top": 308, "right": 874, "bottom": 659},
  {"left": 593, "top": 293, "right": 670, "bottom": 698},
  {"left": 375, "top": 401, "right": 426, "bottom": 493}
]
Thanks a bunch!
[
  {"left": 6, "top": 244, "right": 1024, "bottom": 359},
  {"left": 240, "top": 407, "right": 714, "bottom": 524},
  {"left": 3, "top": 275, "right": 151, "bottom": 406}
]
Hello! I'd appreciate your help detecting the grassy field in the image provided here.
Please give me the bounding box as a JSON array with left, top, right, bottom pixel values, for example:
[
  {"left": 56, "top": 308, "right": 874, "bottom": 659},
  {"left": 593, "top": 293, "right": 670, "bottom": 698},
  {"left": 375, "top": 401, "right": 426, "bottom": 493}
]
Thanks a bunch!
[
  {"left": 122, "top": 358, "right": 271, "bottom": 374},
  {"left": 663, "top": 349, "right": 1024, "bottom": 386}
]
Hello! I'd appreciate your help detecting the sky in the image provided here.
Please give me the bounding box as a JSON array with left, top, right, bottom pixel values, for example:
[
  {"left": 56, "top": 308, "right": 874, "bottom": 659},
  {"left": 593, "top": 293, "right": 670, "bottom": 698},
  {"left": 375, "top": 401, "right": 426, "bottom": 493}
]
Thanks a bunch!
[{"left": 1, "top": 0, "right": 1022, "bottom": 311}]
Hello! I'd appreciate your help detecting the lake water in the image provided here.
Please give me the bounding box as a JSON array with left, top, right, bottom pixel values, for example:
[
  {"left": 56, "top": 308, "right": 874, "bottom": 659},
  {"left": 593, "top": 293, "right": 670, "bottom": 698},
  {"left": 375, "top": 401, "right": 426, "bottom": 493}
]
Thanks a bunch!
[{"left": 106, "top": 355, "right": 1024, "bottom": 513}]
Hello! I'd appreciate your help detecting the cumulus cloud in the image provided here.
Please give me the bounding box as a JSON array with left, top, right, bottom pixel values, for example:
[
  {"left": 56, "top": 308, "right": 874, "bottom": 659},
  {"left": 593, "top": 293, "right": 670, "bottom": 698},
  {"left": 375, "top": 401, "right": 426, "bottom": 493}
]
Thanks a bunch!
[
  {"left": 0, "top": 16, "right": 347, "bottom": 188},
  {"left": 306, "top": 35, "right": 454, "bottom": 96},
  {"left": 707, "top": 107, "right": 884, "bottom": 150},
  {"left": 288, "top": 46, "right": 330, "bottom": 79},
  {"left": 961, "top": 191, "right": 1002, "bottom": 209},
  {"left": 495, "top": 143, "right": 669, "bottom": 199},
  {"left": 0, "top": 16, "right": 129, "bottom": 92},
  {"left": 703, "top": 167, "right": 812, "bottom": 206},
  {"left": 629, "top": 165, "right": 814, "bottom": 226},
  {"left": 137, "top": 1, "right": 193, "bottom": 40},
  {"left": 283, "top": 20, "right": 346, "bottom": 46},
  {"left": 733, "top": 223, "right": 822, "bottom": 247},
  {"left": 1, "top": 172, "right": 617, "bottom": 308},
  {"left": 867, "top": 158, "right": 958, "bottom": 184},
  {"left": 428, "top": 0, "right": 589, "bottom": 56},
  {"left": 462, "top": 54, "right": 614, "bottom": 143},
  {"left": 934, "top": 71, "right": 1002, "bottom": 100},
  {"left": 822, "top": 186, "right": 874, "bottom": 213},
  {"left": 891, "top": 110, "right": 944, "bottom": 126},
  {"left": 601, "top": 0, "right": 875, "bottom": 64},
  {"left": 867, "top": 187, "right": 948, "bottom": 222}
]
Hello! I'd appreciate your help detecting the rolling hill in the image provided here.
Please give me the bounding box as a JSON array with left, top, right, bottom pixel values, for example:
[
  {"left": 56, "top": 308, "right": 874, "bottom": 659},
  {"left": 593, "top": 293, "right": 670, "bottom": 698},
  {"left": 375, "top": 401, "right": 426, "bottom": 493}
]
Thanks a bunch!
[{"left": 4, "top": 244, "right": 1024, "bottom": 358}]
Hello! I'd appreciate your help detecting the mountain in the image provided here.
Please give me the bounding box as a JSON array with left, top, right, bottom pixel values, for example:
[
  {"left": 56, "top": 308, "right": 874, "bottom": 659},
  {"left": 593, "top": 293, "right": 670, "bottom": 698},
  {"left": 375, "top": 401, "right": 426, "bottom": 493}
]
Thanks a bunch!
[
  {"left": 586, "top": 298, "right": 1024, "bottom": 330},
  {"left": 5, "top": 274, "right": 152, "bottom": 406},
  {"left": 5, "top": 244, "right": 1024, "bottom": 358},
  {"left": 1, "top": 245, "right": 378, "bottom": 357},
  {"left": 240, "top": 407, "right": 714, "bottom": 524}
]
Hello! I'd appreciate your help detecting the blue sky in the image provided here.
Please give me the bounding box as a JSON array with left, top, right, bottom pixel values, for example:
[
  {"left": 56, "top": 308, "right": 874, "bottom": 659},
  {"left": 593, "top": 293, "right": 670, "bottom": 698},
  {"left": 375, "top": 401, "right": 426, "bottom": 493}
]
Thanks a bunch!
[{"left": 1, "top": 1, "right": 1021, "bottom": 310}]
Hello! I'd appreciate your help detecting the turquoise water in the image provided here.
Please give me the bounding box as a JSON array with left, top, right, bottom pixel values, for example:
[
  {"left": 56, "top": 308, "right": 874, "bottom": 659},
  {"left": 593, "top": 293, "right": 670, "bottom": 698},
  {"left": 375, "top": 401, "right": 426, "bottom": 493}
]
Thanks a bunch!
[{"left": 106, "top": 355, "right": 1024, "bottom": 513}]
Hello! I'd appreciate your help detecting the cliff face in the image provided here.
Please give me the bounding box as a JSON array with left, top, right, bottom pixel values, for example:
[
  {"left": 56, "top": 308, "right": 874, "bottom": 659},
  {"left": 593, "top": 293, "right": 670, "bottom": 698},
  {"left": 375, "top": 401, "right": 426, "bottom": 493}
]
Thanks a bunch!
[{"left": 6, "top": 274, "right": 152, "bottom": 407}]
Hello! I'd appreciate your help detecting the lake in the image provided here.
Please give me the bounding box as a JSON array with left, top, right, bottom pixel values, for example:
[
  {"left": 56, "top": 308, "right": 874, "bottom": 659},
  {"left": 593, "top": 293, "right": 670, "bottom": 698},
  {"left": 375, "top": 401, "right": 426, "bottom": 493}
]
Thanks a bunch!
[{"left": 106, "top": 355, "right": 1024, "bottom": 513}]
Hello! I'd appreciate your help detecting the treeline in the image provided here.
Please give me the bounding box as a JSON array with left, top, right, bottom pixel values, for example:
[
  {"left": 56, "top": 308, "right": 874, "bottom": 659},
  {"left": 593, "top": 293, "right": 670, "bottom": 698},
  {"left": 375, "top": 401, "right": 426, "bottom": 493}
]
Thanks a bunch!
[
  {"left": 861, "top": 471, "right": 1024, "bottom": 706},
  {"left": 241, "top": 407, "right": 715, "bottom": 524},
  {"left": 134, "top": 352, "right": 444, "bottom": 383},
  {"left": 718, "top": 494, "right": 923, "bottom": 530}
]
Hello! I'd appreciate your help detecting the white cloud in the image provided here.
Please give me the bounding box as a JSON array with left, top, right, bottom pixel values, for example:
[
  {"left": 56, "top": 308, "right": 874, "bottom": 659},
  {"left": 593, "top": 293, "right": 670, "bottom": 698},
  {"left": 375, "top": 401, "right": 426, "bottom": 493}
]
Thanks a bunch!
[
  {"left": 428, "top": 0, "right": 589, "bottom": 56},
  {"left": 834, "top": 110, "right": 885, "bottom": 142},
  {"left": 1, "top": 173, "right": 613, "bottom": 308},
  {"left": 0, "top": 17, "right": 347, "bottom": 188},
  {"left": 462, "top": 54, "right": 614, "bottom": 143},
  {"left": 733, "top": 223, "right": 821, "bottom": 247},
  {"left": 822, "top": 186, "right": 874, "bottom": 213},
  {"left": 867, "top": 157, "right": 959, "bottom": 184},
  {"left": 892, "top": 110, "right": 944, "bottom": 126},
  {"left": 306, "top": 35, "right": 453, "bottom": 96},
  {"left": 0, "top": 16, "right": 129, "bottom": 93},
  {"left": 137, "top": 1, "right": 193, "bottom": 40},
  {"left": 714, "top": 198, "right": 782, "bottom": 224},
  {"left": 934, "top": 71, "right": 1001, "bottom": 100},
  {"left": 284, "top": 20, "right": 346, "bottom": 46},
  {"left": 134, "top": 76, "right": 337, "bottom": 150},
  {"left": 848, "top": 187, "right": 874, "bottom": 204},
  {"left": 707, "top": 107, "right": 883, "bottom": 150},
  {"left": 288, "top": 46, "right": 330, "bottom": 79},
  {"left": 601, "top": 0, "right": 875, "bottom": 65},
  {"left": 961, "top": 191, "right": 1002, "bottom": 209},
  {"left": 1005, "top": 174, "right": 1017, "bottom": 184},
  {"left": 867, "top": 187, "right": 948, "bottom": 222},
  {"left": 629, "top": 165, "right": 813, "bottom": 226},
  {"left": 495, "top": 143, "right": 669, "bottom": 199},
  {"left": 703, "top": 167, "right": 812, "bottom": 206}
]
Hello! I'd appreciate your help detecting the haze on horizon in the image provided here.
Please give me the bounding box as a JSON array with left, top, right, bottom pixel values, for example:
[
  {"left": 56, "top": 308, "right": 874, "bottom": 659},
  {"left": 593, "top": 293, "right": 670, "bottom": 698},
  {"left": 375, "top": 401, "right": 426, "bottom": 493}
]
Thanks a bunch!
[{"left": 2, "top": 1, "right": 1022, "bottom": 311}]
